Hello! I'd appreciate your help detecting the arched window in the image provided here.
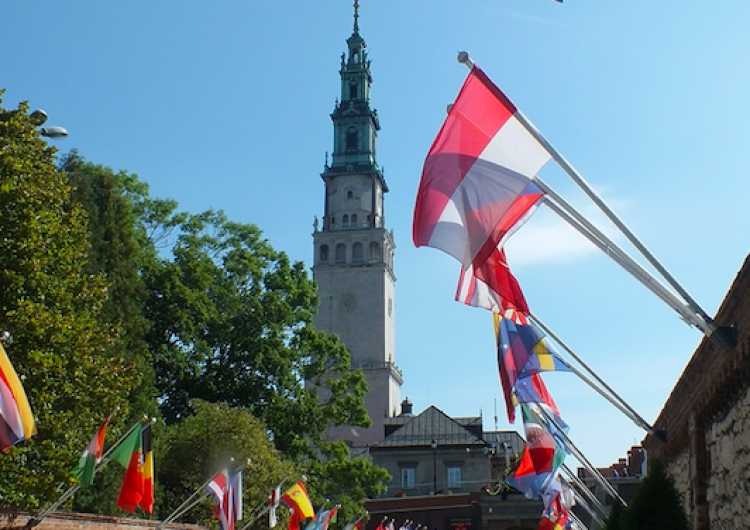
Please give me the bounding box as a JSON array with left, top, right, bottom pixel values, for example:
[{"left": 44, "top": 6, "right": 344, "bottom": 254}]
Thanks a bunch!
[
  {"left": 369, "top": 242, "right": 381, "bottom": 262},
  {"left": 319, "top": 245, "right": 329, "bottom": 264},
  {"left": 349, "top": 82, "right": 358, "bottom": 99},
  {"left": 352, "top": 242, "right": 363, "bottom": 263},
  {"left": 346, "top": 127, "right": 358, "bottom": 151},
  {"left": 336, "top": 243, "right": 346, "bottom": 264},
  {"left": 342, "top": 214, "right": 349, "bottom": 227},
  {"left": 351, "top": 213, "right": 358, "bottom": 227}
]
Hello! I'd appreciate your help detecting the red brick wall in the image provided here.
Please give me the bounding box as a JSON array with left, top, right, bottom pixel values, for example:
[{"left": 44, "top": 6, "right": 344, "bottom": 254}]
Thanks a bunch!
[{"left": 0, "top": 510, "right": 206, "bottom": 530}]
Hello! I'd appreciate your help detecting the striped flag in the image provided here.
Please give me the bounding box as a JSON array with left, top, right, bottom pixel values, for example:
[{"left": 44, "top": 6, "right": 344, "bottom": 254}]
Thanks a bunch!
[{"left": 0, "top": 341, "right": 35, "bottom": 451}]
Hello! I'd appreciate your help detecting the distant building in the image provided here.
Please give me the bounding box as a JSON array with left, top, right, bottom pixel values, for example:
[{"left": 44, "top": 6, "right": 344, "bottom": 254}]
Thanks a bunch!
[{"left": 371, "top": 401, "right": 524, "bottom": 498}]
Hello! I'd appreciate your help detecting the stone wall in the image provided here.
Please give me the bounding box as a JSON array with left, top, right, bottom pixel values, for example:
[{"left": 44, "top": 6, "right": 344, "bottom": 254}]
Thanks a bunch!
[
  {"left": 643, "top": 252, "right": 750, "bottom": 530},
  {"left": 704, "top": 386, "right": 750, "bottom": 528},
  {"left": 0, "top": 510, "right": 205, "bottom": 530}
]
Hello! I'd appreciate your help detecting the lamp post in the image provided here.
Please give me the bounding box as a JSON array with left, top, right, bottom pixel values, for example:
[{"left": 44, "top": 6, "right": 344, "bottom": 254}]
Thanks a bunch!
[
  {"left": 430, "top": 439, "right": 437, "bottom": 495},
  {"left": 30, "top": 109, "right": 68, "bottom": 139}
]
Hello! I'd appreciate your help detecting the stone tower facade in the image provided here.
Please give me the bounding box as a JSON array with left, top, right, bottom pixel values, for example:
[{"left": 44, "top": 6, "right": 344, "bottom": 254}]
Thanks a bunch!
[{"left": 311, "top": 3, "right": 402, "bottom": 447}]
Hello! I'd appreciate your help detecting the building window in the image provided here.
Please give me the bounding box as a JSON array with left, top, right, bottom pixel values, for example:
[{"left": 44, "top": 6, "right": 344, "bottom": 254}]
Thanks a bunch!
[
  {"left": 335, "top": 244, "right": 346, "bottom": 264},
  {"left": 349, "top": 82, "right": 358, "bottom": 99},
  {"left": 351, "top": 213, "right": 358, "bottom": 227},
  {"left": 401, "top": 468, "right": 415, "bottom": 489},
  {"left": 347, "top": 190, "right": 354, "bottom": 199},
  {"left": 447, "top": 467, "right": 462, "bottom": 489},
  {"left": 319, "top": 245, "right": 329, "bottom": 264},
  {"left": 346, "top": 127, "right": 358, "bottom": 151},
  {"left": 342, "top": 214, "right": 349, "bottom": 227},
  {"left": 369, "top": 241, "right": 380, "bottom": 262},
  {"left": 352, "top": 243, "right": 363, "bottom": 263}
]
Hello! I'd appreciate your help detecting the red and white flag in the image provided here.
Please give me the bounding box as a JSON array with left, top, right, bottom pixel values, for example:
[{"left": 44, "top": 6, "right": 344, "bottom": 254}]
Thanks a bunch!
[
  {"left": 269, "top": 483, "right": 281, "bottom": 528},
  {"left": 413, "top": 65, "right": 549, "bottom": 279}
]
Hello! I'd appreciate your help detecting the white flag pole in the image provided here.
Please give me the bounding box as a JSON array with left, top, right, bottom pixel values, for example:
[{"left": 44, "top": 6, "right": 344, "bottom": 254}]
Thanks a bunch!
[
  {"left": 537, "top": 188, "right": 710, "bottom": 333},
  {"left": 560, "top": 464, "right": 608, "bottom": 518},
  {"left": 29, "top": 417, "right": 146, "bottom": 528},
  {"left": 531, "top": 404, "right": 626, "bottom": 507},
  {"left": 529, "top": 312, "right": 658, "bottom": 436},
  {"left": 457, "top": 51, "right": 735, "bottom": 350}
]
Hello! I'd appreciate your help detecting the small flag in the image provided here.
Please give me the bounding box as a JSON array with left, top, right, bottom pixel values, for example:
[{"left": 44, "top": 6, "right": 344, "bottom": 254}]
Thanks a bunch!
[
  {"left": 281, "top": 481, "right": 315, "bottom": 520},
  {"left": 269, "top": 483, "right": 282, "bottom": 528},
  {"left": 140, "top": 423, "right": 154, "bottom": 513},
  {"left": 111, "top": 423, "right": 144, "bottom": 513},
  {"left": 0, "top": 341, "right": 36, "bottom": 451},
  {"left": 72, "top": 411, "right": 114, "bottom": 486}
]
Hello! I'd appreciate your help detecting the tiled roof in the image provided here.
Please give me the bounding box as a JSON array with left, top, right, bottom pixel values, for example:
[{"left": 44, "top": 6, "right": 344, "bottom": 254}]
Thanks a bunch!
[{"left": 374, "top": 405, "right": 486, "bottom": 448}]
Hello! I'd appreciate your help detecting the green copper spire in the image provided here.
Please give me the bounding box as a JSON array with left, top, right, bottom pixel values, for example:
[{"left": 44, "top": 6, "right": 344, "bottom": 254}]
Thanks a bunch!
[{"left": 353, "top": 0, "right": 360, "bottom": 34}]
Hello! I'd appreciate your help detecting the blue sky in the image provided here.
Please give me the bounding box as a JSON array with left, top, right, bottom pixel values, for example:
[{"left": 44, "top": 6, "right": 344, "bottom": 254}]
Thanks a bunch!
[{"left": 3, "top": 1, "right": 750, "bottom": 469}]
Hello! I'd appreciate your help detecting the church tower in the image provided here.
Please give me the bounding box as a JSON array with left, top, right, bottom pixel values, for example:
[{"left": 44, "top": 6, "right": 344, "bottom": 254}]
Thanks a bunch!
[{"left": 312, "top": 1, "right": 402, "bottom": 447}]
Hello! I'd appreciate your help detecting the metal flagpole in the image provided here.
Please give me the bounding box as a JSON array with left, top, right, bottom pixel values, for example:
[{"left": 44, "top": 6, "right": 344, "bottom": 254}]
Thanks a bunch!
[
  {"left": 237, "top": 476, "right": 292, "bottom": 530},
  {"left": 560, "top": 464, "right": 608, "bottom": 518},
  {"left": 457, "top": 51, "right": 735, "bottom": 350},
  {"left": 27, "top": 417, "right": 146, "bottom": 528},
  {"left": 571, "top": 492, "right": 606, "bottom": 528},
  {"left": 537, "top": 191, "right": 709, "bottom": 333},
  {"left": 567, "top": 508, "right": 589, "bottom": 530},
  {"left": 529, "top": 311, "right": 658, "bottom": 435},
  {"left": 159, "top": 460, "right": 244, "bottom": 529},
  {"left": 531, "top": 404, "right": 626, "bottom": 507}
]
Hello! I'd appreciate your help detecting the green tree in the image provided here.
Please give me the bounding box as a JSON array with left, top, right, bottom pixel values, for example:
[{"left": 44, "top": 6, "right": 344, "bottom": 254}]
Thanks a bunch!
[
  {"left": 621, "top": 458, "right": 690, "bottom": 530},
  {"left": 155, "top": 400, "right": 296, "bottom": 527},
  {"left": 603, "top": 498, "right": 626, "bottom": 530},
  {"left": 306, "top": 440, "right": 390, "bottom": 523},
  {"left": 0, "top": 96, "right": 141, "bottom": 507},
  {"left": 141, "top": 209, "right": 370, "bottom": 460}
]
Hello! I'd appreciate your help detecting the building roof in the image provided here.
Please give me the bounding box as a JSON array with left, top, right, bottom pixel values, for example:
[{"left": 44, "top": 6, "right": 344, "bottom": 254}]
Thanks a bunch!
[{"left": 374, "top": 405, "right": 486, "bottom": 448}]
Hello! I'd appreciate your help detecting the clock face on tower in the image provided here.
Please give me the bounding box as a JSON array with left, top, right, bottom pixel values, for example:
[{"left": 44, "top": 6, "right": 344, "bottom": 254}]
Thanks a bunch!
[{"left": 340, "top": 292, "right": 357, "bottom": 312}]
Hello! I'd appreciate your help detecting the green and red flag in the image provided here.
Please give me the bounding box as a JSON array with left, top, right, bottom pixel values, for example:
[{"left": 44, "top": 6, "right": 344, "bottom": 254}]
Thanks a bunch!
[
  {"left": 110, "top": 423, "right": 144, "bottom": 513},
  {"left": 72, "top": 411, "right": 114, "bottom": 486}
]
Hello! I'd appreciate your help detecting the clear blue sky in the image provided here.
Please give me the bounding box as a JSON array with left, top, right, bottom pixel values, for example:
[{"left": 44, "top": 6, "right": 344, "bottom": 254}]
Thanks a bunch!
[{"left": 3, "top": 1, "right": 750, "bottom": 469}]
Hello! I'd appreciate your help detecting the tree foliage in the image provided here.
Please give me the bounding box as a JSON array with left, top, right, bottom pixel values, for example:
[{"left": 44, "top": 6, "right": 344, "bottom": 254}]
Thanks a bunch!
[
  {"left": 155, "top": 400, "right": 296, "bottom": 527},
  {"left": 603, "top": 458, "right": 690, "bottom": 530},
  {"left": 140, "top": 208, "right": 370, "bottom": 459},
  {"left": 0, "top": 97, "right": 141, "bottom": 507}
]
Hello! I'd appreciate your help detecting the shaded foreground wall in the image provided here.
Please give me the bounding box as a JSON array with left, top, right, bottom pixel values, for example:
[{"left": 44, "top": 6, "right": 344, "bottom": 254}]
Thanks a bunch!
[
  {"left": 0, "top": 510, "right": 205, "bottom": 530},
  {"left": 643, "top": 253, "right": 750, "bottom": 530}
]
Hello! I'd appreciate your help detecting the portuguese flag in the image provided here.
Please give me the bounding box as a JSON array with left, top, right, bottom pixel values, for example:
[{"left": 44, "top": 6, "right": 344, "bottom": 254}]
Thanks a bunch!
[{"left": 110, "top": 423, "right": 144, "bottom": 513}]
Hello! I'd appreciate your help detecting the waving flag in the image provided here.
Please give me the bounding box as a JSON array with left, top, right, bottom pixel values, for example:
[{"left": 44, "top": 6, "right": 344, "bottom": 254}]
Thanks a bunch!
[
  {"left": 0, "top": 341, "right": 36, "bottom": 451},
  {"left": 495, "top": 311, "right": 569, "bottom": 422},
  {"left": 72, "top": 411, "right": 114, "bottom": 486},
  {"left": 111, "top": 423, "right": 144, "bottom": 513},
  {"left": 269, "top": 483, "right": 282, "bottom": 528},
  {"left": 281, "top": 481, "right": 315, "bottom": 520},
  {"left": 456, "top": 246, "right": 529, "bottom": 313},
  {"left": 207, "top": 469, "right": 232, "bottom": 530},
  {"left": 413, "top": 65, "right": 549, "bottom": 272},
  {"left": 506, "top": 404, "right": 566, "bottom": 499}
]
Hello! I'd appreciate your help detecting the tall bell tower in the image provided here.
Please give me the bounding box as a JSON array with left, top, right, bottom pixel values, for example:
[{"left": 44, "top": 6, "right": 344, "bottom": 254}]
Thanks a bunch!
[{"left": 312, "top": 1, "right": 402, "bottom": 447}]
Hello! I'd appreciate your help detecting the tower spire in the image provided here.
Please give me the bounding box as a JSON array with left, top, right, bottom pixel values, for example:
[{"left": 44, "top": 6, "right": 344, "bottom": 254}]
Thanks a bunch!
[{"left": 353, "top": 0, "right": 360, "bottom": 34}]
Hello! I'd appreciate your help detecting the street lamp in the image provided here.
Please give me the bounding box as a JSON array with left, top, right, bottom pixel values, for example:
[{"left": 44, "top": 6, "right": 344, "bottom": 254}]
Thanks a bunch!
[
  {"left": 430, "top": 439, "right": 437, "bottom": 495},
  {"left": 29, "top": 109, "right": 68, "bottom": 139}
]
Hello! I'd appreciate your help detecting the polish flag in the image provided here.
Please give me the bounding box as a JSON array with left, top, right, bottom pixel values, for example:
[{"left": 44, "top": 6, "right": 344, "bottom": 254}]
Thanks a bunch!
[{"left": 413, "top": 66, "right": 550, "bottom": 271}]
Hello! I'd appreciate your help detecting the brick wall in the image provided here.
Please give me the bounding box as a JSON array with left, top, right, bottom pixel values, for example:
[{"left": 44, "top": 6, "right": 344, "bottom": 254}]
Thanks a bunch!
[
  {"left": 643, "top": 252, "right": 750, "bottom": 530},
  {"left": 0, "top": 510, "right": 206, "bottom": 530}
]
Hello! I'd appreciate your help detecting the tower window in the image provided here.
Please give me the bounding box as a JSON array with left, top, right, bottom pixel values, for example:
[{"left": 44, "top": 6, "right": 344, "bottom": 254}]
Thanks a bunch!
[
  {"left": 319, "top": 245, "right": 329, "bottom": 264},
  {"left": 346, "top": 127, "right": 358, "bottom": 151},
  {"left": 369, "top": 242, "right": 380, "bottom": 262},
  {"left": 335, "top": 243, "right": 346, "bottom": 264},
  {"left": 349, "top": 82, "right": 358, "bottom": 99},
  {"left": 352, "top": 242, "right": 363, "bottom": 263}
]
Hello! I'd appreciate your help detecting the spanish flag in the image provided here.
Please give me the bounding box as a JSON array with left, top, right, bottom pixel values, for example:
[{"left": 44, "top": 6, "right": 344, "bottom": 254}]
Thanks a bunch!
[
  {"left": 0, "top": 341, "right": 36, "bottom": 452},
  {"left": 281, "top": 481, "right": 315, "bottom": 519}
]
